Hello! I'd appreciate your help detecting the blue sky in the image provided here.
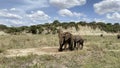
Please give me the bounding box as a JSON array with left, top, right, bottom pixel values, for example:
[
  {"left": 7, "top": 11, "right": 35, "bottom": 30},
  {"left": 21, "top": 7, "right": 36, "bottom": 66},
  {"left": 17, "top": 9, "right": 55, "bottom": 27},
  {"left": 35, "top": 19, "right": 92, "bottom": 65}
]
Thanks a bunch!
[{"left": 0, "top": 0, "right": 120, "bottom": 26}]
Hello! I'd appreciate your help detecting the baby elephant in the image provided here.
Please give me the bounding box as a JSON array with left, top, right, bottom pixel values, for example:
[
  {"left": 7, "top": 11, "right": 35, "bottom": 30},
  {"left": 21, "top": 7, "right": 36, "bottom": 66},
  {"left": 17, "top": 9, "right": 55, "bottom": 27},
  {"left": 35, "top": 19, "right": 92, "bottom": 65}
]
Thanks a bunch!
[{"left": 73, "top": 35, "right": 84, "bottom": 50}]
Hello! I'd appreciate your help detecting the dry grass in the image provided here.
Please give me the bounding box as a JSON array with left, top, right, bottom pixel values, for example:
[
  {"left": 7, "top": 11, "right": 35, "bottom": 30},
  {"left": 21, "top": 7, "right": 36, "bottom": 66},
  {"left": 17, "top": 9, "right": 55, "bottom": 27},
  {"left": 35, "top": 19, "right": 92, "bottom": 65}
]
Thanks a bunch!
[
  {"left": 0, "top": 34, "right": 59, "bottom": 50},
  {"left": 0, "top": 34, "right": 120, "bottom": 68}
]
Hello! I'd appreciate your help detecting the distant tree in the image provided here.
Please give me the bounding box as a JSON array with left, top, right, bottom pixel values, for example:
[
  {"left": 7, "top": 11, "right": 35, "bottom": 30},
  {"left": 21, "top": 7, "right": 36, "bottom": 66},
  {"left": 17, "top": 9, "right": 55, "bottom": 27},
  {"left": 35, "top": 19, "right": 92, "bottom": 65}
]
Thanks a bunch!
[
  {"left": 88, "top": 21, "right": 97, "bottom": 29},
  {"left": 44, "top": 23, "right": 51, "bottom": 34},
  {"left": 113, "top": 23, "right": 120, "bottom": 32},
  {"left": 29, "top": 25, "right": 37, "bottom": 34},
  {"left": 75, "top": 23, "right": 79, "bottom": 31},
  {"left": 52, "top": 20, "right": 60, "bottom": 27},
  {"left": 2, "top": 20, "right": 119, "bottom": 34},
  {"left": 44, "top": 23, "right": 50, "bottom": 27},
  {"left": 51, "top": 26, "right": 57, "bottom": 34},
  {"left": 106, "top": 23, "right": 112, "bottom": 26},
  {"left": 19, "top": 26, "right": 28, "bottom": 30},
  {"left": 96, "top": 22, "right": 107, "bottom": 31},
  {"left": 0, "top": 24, "right": 8, "bottom": 31},
  {"left": 6, "top": 27, "right": 20, "bottom": 34},
  {"left": 114, "top": 23, "right": 119, "bottom": 25},
  {"left": 36, "top": 25, "right": 44, "bottom": 34},
  {"left": 69, "top": 22, "right": 75, "bottom": 27},
  {"left": 18, "top": 26, "right": 29, "bottom": 33},
  {"left": 61, "top": 22, "right": 68, "bottom": 29},
  {"left": 105, "top": 23, "right": 113, "bottom": 32},
  {"left": 77, "top": 21, "right": 87, "bottom": 26}
]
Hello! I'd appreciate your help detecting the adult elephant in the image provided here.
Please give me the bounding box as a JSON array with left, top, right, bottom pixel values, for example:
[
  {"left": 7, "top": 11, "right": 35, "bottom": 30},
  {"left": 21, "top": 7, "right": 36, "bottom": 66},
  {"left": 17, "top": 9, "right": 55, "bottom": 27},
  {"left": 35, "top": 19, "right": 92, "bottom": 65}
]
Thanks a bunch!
[{"left": 57, "top": 29, "right": 74, "bottom": 52}]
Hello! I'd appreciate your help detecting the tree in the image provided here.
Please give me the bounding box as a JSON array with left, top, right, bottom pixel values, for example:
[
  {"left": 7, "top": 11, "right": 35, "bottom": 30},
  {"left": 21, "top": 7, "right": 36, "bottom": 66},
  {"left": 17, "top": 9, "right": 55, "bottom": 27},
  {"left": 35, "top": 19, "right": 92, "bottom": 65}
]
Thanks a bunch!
[
  {"left": 36, "top": 25, "right": 44, "bottom": 34},
  {"left": 88, "top": 21, "right": 97, "bottom": 30},
  {"left": 75, "top": 23, "right": 79, "bottom": 31},
  {"left": 61, "top": 22, "right": 68, "bottom": 29},
  {"left": 69, "top": 22, "right": 75, "bottom": 27},
  {"left": 113, "top": 23, "right": 120, "bottom": 32},
  {"left": 52, "top": 20, "right": 60, "bottom": 27},
  {"left": 29, "top": 25, "right": 37, "bottom": 34},
  {"left": 6, "top": 27, "right": 20, "bottom": 34},
  {"left": 0, "top": 24, "right": 8, "bottom": 31},
  {"left": 77, "top": 21, "right": 87, "bottom": 26}
]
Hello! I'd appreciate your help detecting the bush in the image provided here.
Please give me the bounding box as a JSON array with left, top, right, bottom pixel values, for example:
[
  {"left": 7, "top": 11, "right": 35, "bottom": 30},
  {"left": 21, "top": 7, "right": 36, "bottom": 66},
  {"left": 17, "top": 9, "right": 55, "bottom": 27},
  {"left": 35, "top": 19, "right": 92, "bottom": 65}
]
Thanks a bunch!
[
  {"left": 0, "top": 48, "right": 4, "bottom": 53},
  {"left": 29, "top": 25, "right": 37, "bottom": 34}
]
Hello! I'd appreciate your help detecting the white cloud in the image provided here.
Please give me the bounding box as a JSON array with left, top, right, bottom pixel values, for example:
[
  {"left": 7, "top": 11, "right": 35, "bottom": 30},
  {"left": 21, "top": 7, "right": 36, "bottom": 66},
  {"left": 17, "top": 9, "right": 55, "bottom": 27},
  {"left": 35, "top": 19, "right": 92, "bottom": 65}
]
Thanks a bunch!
[
  {"left": 10, "top": 8, "right": 16, "bottom": 11},
  {"left": 23, "top": 0, "right": 49, "bottom": 10},
  {"left": 73, "top": 12, "right": 85, "bottom": 17},
  {"left": 0, "top": 8, "right": 51, "bottom": 26},
  {"left": 7, "top": 20, "right": 35, "bottom": 26},
  {"left": 0, "top": 19, "right": 25, "bottom": 26},
  {"left": 107, "top": 12, "right": 120, "bottom": 21},
  {"left": 0, "top": 9, "right": 22, "bottom": 19},
  {"left": 58, "top": 9, "right": 73, "bottom": 17},
  {"left": 58, "top": 9, "right": 85, "bottom": 17},
  {"left": 81, "top": 17, "right": 92, "bottom": 22},
  {"left": 50, "top": 0, "right": 86, "bottom": 9},
  {"left": 94, "top": 0, "right": 120, "bottom": 14},
  {"left": 2, "top": 9, "right": 8, "bottom": 11},
  {"left": 7, "top": 20, "right": 23, "bottom": 25},
  {"left": 27, "top": 10, "right": 50, "bottom": 20},
  {"left": 94, "top": 18, "right": 106, "bottom": 22},
  {"left": 53, "top": 17, "right": 59, "bottom": 20}
]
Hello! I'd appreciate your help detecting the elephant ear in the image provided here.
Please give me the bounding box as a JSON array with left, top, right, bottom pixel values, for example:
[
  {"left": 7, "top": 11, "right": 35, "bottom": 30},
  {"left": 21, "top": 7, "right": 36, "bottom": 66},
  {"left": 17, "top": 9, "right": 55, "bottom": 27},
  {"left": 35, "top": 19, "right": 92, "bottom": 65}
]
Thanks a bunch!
[
  {"left": 64, "top": 32, "right": 71, "bottom": 41},
  {"left": 57, "top": 29, "right": 63, "bottom": 38},
  {"left": 57, "top": 29, "right": 63, "bottom": 34}
]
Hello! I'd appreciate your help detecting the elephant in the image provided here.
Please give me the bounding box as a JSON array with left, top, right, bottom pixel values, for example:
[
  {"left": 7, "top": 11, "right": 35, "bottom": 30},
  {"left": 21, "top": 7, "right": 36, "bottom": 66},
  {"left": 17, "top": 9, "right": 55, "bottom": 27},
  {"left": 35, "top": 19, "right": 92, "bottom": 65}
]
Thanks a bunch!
[
  {"left": 57, "top": 29, "right": 74, "bottom": 52},
  {"left": 117, "top": 34, "right": 120, "bottom": 39},
  {"left": 73, "top": 35, "right": 84, "bottom": 50}
]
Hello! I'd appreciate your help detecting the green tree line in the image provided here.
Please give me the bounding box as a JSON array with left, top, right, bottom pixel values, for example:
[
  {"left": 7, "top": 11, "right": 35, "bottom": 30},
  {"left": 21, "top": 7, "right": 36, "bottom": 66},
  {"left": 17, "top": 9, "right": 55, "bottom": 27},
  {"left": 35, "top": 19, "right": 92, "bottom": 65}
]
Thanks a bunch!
[{"left": 0, "top": 20, "right": 120, "bottom": 34}]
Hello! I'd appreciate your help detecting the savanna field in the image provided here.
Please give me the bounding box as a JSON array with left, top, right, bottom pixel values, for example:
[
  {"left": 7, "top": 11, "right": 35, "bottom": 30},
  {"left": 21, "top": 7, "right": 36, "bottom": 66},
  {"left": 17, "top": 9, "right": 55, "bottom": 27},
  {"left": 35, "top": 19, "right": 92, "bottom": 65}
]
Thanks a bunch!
[
  {"left": 0, "top": 34, "right": 120, "bottom": 68},
  {"left": 0, "top": 0, "right": 120, "bottom": 68}
]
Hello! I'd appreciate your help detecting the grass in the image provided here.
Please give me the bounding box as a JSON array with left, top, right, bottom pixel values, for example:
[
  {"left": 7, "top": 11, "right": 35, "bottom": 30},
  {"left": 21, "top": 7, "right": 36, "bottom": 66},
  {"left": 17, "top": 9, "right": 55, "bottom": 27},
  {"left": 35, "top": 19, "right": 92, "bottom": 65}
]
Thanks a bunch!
[
  {"left": 0, "top": 34, "right": 59, "bottom": 50},
  {"left": 0, "top": 48, "right": 4, "bottom": 53},
  {"left": 0, "top": 34, "right": 120, "bottom": 68}
]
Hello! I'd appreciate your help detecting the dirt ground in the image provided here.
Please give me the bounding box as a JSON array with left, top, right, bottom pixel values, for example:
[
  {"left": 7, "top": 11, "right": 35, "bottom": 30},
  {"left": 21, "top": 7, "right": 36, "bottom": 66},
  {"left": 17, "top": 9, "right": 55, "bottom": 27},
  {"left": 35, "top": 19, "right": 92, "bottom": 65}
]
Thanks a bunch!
[
  {"left": 2, "top": 47, "right": 75, "bottom": 57},
  {"left": 1, "top": 45, "right": 119, "bottom": 58}
]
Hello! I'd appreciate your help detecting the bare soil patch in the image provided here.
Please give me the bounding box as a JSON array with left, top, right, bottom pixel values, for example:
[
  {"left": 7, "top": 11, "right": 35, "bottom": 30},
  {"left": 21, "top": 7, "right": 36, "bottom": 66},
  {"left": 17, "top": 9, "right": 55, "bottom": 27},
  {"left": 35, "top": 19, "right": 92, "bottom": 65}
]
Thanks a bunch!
[{"left": 2, "top": 47, "right": 73, "bottom": 57}]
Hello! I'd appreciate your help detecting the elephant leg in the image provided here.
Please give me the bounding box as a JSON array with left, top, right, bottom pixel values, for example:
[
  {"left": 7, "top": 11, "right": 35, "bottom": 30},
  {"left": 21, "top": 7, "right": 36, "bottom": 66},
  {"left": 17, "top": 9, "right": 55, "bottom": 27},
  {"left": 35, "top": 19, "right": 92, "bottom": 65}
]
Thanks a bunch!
[
  {"left": 58, "top": 40, "right": 65, "bottom": 52},
  {"left": 77, "top": 42, "right": 80, "bottom": 50},
  {"left": 68, "top": 41, "right": 74, "bottom": 51},
  {"left": 58, "top": 38, "right": 64, "bottom": 51},
  {"left": 74, "top": 41, "right": 76, "bottom": 49},
  {"left": 58, "top": 44, "right": 64, "bottom": 51},
  {"left": 63, "top": 43, "right": 67, "bottom": 50},
  {"left": 80, "top": 42, "right": 84, "bottom": 50}
]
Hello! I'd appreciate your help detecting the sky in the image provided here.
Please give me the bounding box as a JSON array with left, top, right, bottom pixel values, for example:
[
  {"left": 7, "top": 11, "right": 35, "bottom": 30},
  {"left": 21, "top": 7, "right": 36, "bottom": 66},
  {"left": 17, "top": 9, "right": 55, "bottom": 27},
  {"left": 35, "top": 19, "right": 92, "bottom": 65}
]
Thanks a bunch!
[{"left": 0, "top": 0, "right": 120, "bottom": 26}]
